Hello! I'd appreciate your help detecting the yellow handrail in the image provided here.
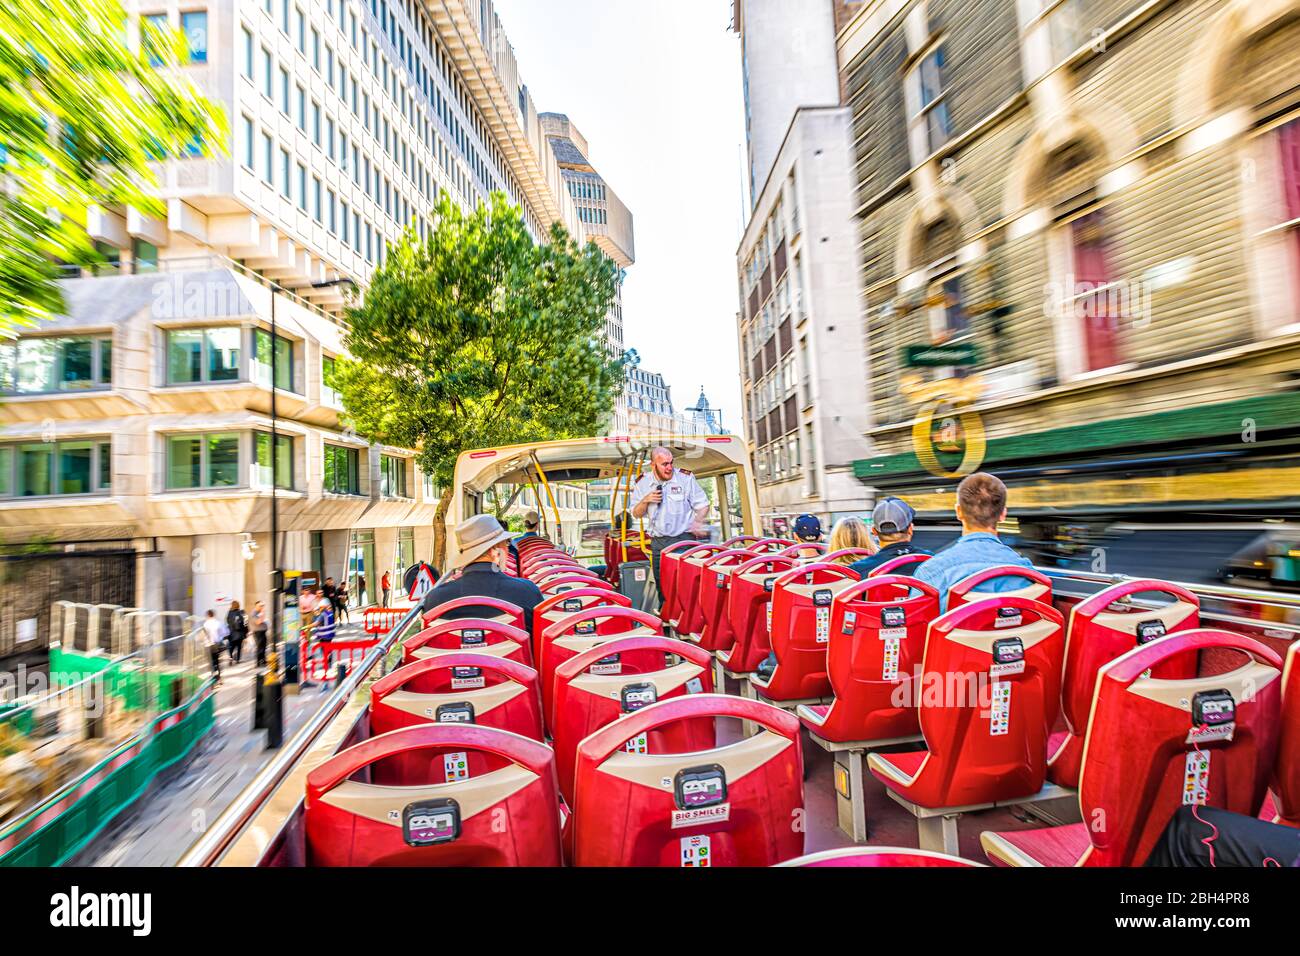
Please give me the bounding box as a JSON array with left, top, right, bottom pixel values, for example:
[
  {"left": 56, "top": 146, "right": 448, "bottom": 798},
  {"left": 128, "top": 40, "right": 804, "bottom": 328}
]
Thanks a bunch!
[{"left": 530, "top": 453, "right": 562, "bottom": 548}]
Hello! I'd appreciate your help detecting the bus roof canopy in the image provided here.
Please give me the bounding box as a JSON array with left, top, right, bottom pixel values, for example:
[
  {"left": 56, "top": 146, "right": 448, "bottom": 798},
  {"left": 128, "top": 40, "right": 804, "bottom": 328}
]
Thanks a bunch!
[{"left": 453, "top": 435, "right": 750, "bottom": 493}]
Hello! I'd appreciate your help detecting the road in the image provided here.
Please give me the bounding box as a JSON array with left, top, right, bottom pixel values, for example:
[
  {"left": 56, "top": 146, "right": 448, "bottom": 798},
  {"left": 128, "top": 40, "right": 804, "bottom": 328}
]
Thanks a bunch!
[{"left": 68, "top": 638, "right": 352, "bottom": 867}]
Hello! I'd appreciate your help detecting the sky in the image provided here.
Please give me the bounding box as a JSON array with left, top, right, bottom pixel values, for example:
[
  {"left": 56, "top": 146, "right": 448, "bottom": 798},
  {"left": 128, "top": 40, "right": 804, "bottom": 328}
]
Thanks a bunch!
[{"left": 493, "top": 0, "right": 748, "bottom": 436}]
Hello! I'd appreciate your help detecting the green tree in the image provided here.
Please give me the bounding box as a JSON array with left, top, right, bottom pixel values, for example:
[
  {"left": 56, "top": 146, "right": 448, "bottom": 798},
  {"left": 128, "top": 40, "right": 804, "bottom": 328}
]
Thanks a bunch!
[
  {"left": 0, "top": 0, "right": 225, "bottom": 333},
  {"left": 335, "top": 192, "right": 625, "bottom": 566}
]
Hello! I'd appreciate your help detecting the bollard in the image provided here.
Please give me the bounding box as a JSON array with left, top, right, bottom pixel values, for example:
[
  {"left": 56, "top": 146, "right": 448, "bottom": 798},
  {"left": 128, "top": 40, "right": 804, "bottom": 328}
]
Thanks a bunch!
[
  {"left": 263, "top": 680, "right": 283, "bottom": 749},
  {"left": 252, "top": 673, "right": 266, "bottom": 730},
  {"left": 170, "top": 676, "right": 185, "bottom": 710},
  {"left": 335, "top": 663, "right": 348, "bottom": 683}
]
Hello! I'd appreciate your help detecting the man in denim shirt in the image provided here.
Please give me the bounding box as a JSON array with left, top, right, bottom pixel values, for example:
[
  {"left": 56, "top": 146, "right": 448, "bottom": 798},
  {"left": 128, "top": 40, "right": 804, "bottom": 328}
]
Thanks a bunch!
[{"left": 915, "top": 472, "right": 1034, "bottom": 612}]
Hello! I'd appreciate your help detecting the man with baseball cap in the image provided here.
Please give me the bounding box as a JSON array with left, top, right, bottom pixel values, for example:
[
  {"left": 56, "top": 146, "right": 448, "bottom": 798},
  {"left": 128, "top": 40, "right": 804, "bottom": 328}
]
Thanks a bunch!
[
  {"left": 420, "top": 514, "right": 543, "bottom": 635},
  {"left": 847, "top": 497, "right": 931, "bottom": 578}
]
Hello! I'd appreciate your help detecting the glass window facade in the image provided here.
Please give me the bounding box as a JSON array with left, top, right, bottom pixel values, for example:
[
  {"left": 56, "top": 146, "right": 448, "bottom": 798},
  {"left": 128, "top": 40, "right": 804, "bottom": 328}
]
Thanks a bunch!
[{"left": 0, "top": 439, "right": 112, "bottom": 498}]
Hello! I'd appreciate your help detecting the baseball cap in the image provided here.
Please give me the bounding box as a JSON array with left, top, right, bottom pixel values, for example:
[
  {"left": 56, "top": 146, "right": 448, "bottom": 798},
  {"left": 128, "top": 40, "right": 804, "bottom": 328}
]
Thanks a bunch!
[
  {"left": 793, "top": 514, "right": 822, "bottom": 541},
  {"left": 872, "top": 497, "right": 916, "bottom": 535},
  {"left": 524, "top": 511, "right": 540, "bottom": 527}
]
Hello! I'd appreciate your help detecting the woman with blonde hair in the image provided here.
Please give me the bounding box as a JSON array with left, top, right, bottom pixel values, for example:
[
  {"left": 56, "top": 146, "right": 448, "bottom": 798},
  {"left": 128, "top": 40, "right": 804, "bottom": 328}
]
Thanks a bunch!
[{"left": 827, "top": 516, "right": 874, "bottom": 563}]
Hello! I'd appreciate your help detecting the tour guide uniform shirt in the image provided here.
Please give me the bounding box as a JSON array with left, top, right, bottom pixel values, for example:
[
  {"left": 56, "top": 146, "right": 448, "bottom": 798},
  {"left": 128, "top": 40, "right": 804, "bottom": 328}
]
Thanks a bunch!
[{"left": 630, "top": 467, "right": 709, "bottom": 538}]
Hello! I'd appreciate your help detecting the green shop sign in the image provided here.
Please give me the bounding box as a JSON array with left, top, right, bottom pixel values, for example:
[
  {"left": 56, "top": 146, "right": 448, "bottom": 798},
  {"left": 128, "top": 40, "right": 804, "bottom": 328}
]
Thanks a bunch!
[{"left": 901, "top": 344, "right": 982, "bottom": 367}]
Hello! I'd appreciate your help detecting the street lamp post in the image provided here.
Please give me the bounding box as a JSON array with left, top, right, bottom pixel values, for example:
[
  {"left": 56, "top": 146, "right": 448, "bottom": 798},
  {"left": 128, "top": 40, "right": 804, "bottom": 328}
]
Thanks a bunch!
[{"left": 267, "top": 277, "right": 357, "bottom": 659}]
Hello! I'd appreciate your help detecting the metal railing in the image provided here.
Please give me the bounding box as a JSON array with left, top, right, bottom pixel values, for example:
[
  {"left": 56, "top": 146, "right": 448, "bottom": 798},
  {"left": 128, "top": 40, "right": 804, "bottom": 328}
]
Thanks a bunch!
[{"left": 176, "top": 602, "right": 424, "bottom": 867}]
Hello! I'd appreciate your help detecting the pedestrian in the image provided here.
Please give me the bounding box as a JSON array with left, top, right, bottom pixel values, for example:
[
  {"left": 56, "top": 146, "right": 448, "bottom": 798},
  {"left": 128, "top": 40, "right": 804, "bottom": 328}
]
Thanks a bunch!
[
  {"left": 629, "top": 446, "right": 711, "bottom": 606},
  {"left": 337, "top": 580, "right": 351, "bottom": 622},
  {"left": 252, "top": 600, "right": 269, "bottom": 667},
  {"left": 313, "top": 597, "right": 337, "bottom": 680},
  {"left": 202, "top": 610, "right": 224, "bottom": 683},
  {"left": 381, "top": 569, "right": 392, "bottom": 608},
  {"left": 322, "top": 576, "right": 338, "bottom": 617},
  {"left": 226, "top": 600, "right": 248, "bottom": 664}
]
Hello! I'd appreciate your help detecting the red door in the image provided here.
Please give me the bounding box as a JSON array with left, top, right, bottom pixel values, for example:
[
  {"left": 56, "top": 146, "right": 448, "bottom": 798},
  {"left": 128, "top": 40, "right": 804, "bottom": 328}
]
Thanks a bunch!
[{"left": 1071, "top": 211, "right": 1120, "bottom": 372}]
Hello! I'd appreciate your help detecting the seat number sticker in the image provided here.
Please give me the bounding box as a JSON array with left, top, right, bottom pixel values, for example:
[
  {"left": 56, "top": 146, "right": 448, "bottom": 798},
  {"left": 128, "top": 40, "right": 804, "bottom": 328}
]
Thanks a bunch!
[
  {"left": 624, "top": 732, "right": 648, "bottom": 754},
  {"left": 989, "top": 682, "right": 1011, "bottom": 736},
  {"left": 680, "top": 834, "right": 711, "bottom": 867},
  {"left": 841, "top": 610, "right": 857, "bottom": 635},
  {"left": 882, "top": 637, "right": 900, "bottom": 681},
  {"left": 443, "top": 752, "right": 469, "bottom": 783},
  {"left": 815, "top": 606, "right": 830, "bottom": 644},
  {"left": 590, "top": 653, "right": 622, "bottom": 676},
  {"left": 1183, "top": 751, "right": 1209, "bottom": 806}
]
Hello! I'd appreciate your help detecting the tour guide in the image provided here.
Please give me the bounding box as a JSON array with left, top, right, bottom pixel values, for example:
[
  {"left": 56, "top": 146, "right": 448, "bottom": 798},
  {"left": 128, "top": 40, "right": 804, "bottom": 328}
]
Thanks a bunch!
[{"left": 630, "top": 446, "right": 711, "bottom": 602}]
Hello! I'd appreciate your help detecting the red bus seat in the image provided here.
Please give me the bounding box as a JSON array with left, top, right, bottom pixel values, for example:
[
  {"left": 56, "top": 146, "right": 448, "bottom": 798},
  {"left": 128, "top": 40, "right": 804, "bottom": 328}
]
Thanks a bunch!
[
  {"left": 571, "top": 694, "right": 804, "bottom": 866},
  {"left": 552, "top": 636, "right": 715, "bottom": 806},
  {"left": 370, "top": 653, "right": 544, "bottom": 742},
  {"left": 1049, "top": 579, "right": 1200, "bottom": 789},
  {"left": 674, "top": 544, "right": 728, "bottom": 638},
  {"left": 724, "top": 535, "right": 761, "bottom": 548},
  {"left": 533, "top": 588, "right": 631, "bottom": 663},
  {"left": 423, "top": 597, "right": 525, "bottom": 632},
  {"left": 947, "top": 565, "right": 1052, "bottom": 609},
  {"left": 605, "top": 534, "right": 650, "bottom": 585},
  {"left": 657, "top": 540, "right": 700, "bottom": 627},
  {"left": 405, "top": 618, "right": 532, "bottom": 667},
  {"left": 539, "top": 606, "right": 665, "bottom": 731},
  {"left": 777, "top": 847, "right": 982, "bottom": 867},
  {"left": 823, "top": 548, "right": 875, "bottom": 565},
  {"left": 749, "top": 562, "right": 861, "bottom": 703},
  {"left": 521, "top": 552, "right": 576, "bottom": 573},
  {"left": 539, "top": 574, "right": 606, "bottom": 597},
  {"left": 525, "top": 560, "right": 582, "bottom": 581},
  {"left": 717, "top": 555, "right": 799, "bottom": 675},
  {"left": 695, "top": 549, "right": 758, "bottom": 651},
  {"left": 305, "top": 725, "right": 562, "bottom": 866},
  {"left": 779, "top": 542, "right": 827, "bottom": 561},
  {"left": 798, "top": 575, "right": 941, "bottom": 744},
  {"left": 868, "top": 597, "right": 1065, "bottom": 809},
  {"left": 1274, "top": 640, "right": 1300, "bottom": 827},
  {"left": 868, "top": 554, "right": 932, "bottom": 578},
  {"left": 982, "top": 629, "right": 1284, "bottom": 866},
  {"left": 749, "top": 538, "right": 796, "bottom": 554}
]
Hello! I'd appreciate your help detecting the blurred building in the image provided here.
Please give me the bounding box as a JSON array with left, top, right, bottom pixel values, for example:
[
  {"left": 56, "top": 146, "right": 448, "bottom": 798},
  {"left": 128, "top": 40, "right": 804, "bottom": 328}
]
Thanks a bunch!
[
  {"left": 838, "top": 0, "right": 1300, "bottom": 536},
  {"left": 733, "top": 0, "right": 874, "bottom": 533},
  {"left": 0, "top": 0, "right": 596, "bottom": 631},
  {"left": 541, "top": 112, "right": 636, "bottom": 431},
  {"left": 621, "top": 355, "right": 721, "bottom": 438}
]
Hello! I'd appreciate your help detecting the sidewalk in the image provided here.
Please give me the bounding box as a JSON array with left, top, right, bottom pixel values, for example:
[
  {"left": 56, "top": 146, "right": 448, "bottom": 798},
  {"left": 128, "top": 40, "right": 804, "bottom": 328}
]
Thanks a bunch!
[{"left": 68, "top": 630, "right": 365, "bottom": 867}]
